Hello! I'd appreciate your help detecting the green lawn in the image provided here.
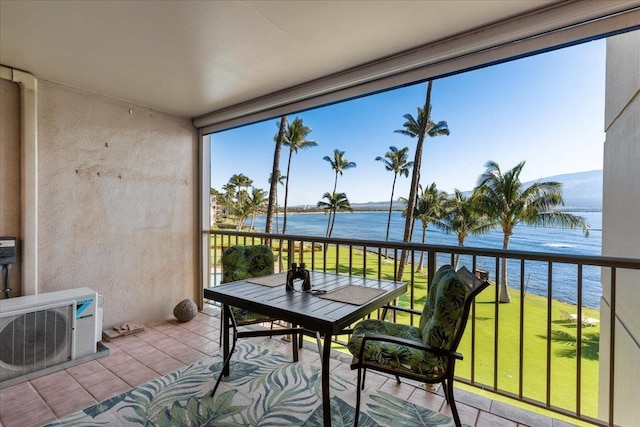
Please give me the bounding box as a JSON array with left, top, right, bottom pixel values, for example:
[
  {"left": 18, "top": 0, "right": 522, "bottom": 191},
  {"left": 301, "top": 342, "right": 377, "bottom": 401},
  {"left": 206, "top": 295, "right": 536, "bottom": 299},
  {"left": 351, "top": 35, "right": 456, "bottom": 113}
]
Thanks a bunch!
[{"left": 211, "top": 238, "right": 601, "bottom": 424}]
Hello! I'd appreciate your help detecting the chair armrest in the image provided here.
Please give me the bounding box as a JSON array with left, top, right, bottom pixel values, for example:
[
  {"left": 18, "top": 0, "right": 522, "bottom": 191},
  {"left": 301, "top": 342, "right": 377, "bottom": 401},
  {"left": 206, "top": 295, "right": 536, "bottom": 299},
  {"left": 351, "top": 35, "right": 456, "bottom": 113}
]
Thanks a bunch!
[{"left": 359, "top": 333, "right": 463, "bottom": 361}]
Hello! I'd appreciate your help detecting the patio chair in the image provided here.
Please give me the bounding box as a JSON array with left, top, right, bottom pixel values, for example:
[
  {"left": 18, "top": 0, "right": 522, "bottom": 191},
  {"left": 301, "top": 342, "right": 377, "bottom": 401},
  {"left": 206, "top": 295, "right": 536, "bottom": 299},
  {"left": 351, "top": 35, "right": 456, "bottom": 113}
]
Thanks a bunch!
[
  {"left": 210, "top": 245, "right": 300, "bottom": 399},
  {"left": 218, "top": 245, "right": 299, "bottom": 358},
  {"left": 560, "top": 309, "right": 578, "bottom": 323},
  {"left": 581, "top": 313, "right": 600, "bottom": 327},
  {"left": 347, "top": 265, "right": 489, "bottom": 427}
]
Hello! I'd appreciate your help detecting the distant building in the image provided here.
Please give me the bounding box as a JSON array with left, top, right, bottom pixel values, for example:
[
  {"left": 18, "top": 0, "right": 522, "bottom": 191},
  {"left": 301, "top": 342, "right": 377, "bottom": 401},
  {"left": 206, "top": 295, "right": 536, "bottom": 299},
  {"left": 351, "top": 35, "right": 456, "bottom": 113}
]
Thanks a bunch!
[{"left": 210, "top": 193, "right": 221, "bottom": 226}]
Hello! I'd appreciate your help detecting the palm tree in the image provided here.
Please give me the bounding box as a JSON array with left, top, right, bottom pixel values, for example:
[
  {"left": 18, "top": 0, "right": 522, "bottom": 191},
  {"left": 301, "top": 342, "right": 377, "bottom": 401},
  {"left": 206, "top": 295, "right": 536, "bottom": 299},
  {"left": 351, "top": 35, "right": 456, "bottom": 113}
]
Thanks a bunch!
[
  {"left": 323, "top": 149, "right": 356, "bottom": 232},
  {"left": 220, "top": 183, "right": 235, "bottom": 218},
  {"left": 228, "top": 173, "right": 253, "bottom": 201},
  {"left": 281, "top": 118, "right": 318, "bottom": 234},
  {"left": 475, "top": 160, "right": 590, "bottom": 303},
  {"left": 230, "top": 196, "right": 252, "bottom": 230},
  {"left": 323, "top": 149, "right": 356, "bottom": 194},
  {"left": 376, "top": 146, "right": 413, "bottom": 256},
  {"left": 209, "top": 187, "right": 223, "bottom": 227},
  {"left": 247, "top": 187, "right": 268, "bottom": 230},
  {"left": 394, "top": 81, "right": 450, "bottom": 280},
  {"left": 267, "top": 170, "right": 286, "bottom": 233},
  {"left": 404, "top": 183, "right": 449, "bottom": 272},
  {"left": 266, "top": 116, "right": 287, "bottom": 234},
  {"left": 317, "top": 192, "right": 352, "bottom": 238},
  {"left": 444, "top": 189, "right": 495, "bottom": 269}
]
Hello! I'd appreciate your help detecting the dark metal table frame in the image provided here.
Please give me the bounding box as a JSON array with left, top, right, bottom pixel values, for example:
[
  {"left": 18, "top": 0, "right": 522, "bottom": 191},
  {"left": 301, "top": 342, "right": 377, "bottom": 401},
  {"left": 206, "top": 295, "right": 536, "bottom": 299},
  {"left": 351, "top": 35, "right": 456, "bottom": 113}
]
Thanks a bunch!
[{"left": 204, "top": 271, "right": 406, "bottom": 427}]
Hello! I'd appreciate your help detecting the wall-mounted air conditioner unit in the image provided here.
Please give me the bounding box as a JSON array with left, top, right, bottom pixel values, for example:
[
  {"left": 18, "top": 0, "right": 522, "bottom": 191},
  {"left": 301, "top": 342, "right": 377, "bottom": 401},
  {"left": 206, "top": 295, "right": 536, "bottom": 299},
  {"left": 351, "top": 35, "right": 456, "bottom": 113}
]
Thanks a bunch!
[{"left": 0, "top": 288, "right": 103, "bottom": 382}]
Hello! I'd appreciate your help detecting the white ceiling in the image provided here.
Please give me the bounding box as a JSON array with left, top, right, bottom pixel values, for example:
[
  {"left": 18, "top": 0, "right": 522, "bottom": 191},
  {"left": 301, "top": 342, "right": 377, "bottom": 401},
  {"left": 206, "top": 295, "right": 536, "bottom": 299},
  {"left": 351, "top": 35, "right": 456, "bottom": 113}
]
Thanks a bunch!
[{"left": 0, "top": 0, "right": 605, "bottom": 119}]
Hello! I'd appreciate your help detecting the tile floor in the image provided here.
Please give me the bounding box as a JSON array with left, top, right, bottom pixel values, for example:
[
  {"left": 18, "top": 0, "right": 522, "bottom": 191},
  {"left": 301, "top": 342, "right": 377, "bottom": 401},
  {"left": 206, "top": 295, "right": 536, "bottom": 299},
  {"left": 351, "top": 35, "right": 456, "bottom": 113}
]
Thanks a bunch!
[{"left": 0, "top": 306, "right": 577, "bottom": 427}]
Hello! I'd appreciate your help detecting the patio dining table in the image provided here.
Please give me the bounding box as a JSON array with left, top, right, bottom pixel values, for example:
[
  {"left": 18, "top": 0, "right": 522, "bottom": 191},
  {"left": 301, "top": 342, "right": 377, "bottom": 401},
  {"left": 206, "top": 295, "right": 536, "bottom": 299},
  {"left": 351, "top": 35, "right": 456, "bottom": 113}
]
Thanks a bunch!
[{"left": 204, "top": 270, "right": 407, "bottom": 427}]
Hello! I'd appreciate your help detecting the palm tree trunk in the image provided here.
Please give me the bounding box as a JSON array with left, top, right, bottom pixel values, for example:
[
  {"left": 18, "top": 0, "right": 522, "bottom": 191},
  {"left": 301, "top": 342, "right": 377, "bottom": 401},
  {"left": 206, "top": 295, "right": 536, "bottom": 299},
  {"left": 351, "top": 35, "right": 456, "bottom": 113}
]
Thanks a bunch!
[
  {"left": 266, "top": 116, "right": 286, "bottom": 234},
  {"left": 282, "top": 151, "right": 293, "bottom": 234},
  {"left": 417, "top": 225, "right": 427, "bottom": 272},
  {"left": 454, "top": 235, "right": 465, "bottom": 270},
  {"left": 500, "top": 233, "right": 512, "bottom": 303},
  {"left": 328, "top": 208, "right": 336, "bottom": 237},
  {"left": 325, "top": 212, "right": 332, "bottom": 238},
  {"left": 384, "top": 174, "right": 397, "bottom": 258},
  {"left": 397, "top": 80, "right": 432, "bottom": 281}
]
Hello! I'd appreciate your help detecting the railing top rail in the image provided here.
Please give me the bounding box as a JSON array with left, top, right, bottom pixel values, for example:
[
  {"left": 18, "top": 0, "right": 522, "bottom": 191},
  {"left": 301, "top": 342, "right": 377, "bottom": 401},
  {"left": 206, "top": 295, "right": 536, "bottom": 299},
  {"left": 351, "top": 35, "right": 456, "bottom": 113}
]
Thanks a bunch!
[{"left": 205, "top": 229, "right": 640, "bottom": 270}]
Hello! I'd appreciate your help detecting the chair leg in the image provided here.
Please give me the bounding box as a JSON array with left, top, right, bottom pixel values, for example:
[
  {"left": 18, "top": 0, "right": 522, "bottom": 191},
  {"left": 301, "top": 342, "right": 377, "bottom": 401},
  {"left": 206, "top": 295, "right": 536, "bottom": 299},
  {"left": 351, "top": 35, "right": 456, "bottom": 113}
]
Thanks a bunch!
[
  {"left": 361, "top": 367, "right": 367, "bottom": 389},
  {"left": 354, "top": 365, "right": 363, "bottom": 426},
  {"left": 211, "top": 314, "right": 238, "bottom": 398},
  {"left": 395, "top": 375, "right": 401, "bottom": 384},
  {"left": 445, "top": 376, "right": 461, "bottom": 427}
]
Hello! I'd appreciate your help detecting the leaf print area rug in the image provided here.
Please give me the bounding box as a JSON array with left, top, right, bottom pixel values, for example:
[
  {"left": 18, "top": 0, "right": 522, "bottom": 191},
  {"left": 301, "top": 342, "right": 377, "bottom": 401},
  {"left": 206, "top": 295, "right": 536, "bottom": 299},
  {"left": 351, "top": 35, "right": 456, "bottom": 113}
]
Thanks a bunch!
[{"left": 46, "top": 342, "right": 461, "bottom": 426}]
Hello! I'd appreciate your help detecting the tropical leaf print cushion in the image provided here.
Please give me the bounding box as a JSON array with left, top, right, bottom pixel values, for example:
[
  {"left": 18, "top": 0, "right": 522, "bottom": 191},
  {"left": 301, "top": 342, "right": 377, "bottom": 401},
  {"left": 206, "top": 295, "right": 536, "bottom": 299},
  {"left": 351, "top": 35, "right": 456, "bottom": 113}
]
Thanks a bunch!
[
  {"left": 347, "top": 265, "right": 467, "bottom": 377},
  {"left": 222, "top": 245, "right": 275, "bottom": 323}
]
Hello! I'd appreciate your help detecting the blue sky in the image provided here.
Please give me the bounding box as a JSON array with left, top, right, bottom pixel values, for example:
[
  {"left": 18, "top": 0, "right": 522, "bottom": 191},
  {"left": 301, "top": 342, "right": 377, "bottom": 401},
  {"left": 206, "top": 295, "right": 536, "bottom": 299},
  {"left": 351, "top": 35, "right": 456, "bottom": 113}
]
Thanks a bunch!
[{"left": 211, "top": 39, "right": 605, "bottom": 207}]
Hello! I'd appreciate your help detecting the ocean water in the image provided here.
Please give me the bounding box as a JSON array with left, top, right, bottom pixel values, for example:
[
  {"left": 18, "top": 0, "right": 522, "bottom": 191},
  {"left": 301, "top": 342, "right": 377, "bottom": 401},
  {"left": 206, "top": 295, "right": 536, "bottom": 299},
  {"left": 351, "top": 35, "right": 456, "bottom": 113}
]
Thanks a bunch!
[{"left": 253, "top": 211, "right": 603, "bottom": 308}]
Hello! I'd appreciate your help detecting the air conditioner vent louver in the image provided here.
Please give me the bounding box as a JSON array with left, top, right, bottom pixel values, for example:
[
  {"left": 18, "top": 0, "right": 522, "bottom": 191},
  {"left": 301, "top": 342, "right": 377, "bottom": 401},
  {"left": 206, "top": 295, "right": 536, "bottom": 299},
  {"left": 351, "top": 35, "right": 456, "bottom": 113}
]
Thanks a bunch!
[{"left": 0, "top": 308, "right": 71, "bottom": 368}]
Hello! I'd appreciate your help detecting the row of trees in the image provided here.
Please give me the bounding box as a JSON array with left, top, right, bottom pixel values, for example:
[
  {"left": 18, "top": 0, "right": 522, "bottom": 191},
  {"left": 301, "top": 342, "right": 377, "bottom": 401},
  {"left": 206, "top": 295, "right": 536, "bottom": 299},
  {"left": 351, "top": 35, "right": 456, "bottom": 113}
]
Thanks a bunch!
[
  {"left": 211, "top": 173, "right": 267, "bottom": 231},
  {"left": 390, "top": 161, "right": 590, "bottom": 302},
  {"left": 213, "top": 80, "right": 590, "bottom": 303}
]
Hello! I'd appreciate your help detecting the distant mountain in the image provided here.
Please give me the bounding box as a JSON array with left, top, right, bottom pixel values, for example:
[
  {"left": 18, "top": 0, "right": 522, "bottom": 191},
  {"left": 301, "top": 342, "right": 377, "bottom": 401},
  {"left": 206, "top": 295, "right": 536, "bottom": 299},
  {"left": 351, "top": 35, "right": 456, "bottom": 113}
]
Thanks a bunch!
[
  {"left": 522, "top": 169, "right": 602, "bottom": 211},
  {"left": 347, "top": 170, "right": 602, "bottom": 212}
]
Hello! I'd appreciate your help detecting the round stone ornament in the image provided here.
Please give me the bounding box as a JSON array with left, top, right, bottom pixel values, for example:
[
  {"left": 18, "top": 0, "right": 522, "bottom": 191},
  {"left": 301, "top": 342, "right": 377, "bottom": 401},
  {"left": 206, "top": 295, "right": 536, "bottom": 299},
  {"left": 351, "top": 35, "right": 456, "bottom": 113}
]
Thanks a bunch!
[{"left": 173, "top": 299, "right": 197, "bottom": 322}]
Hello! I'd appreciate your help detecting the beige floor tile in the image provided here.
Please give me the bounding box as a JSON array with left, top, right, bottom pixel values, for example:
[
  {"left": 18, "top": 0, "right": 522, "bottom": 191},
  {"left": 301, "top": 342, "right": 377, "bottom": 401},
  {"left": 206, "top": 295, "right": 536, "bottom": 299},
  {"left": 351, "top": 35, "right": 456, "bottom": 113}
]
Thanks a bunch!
[
  {"left": 439, "top": 400, "right": 479, "bottom": 427},
  {"left": 176, "top": 332, "right": 212, "bottom": 348},
  {"left": 69, "top": 364, "right": 119, "bottom": 390},
  {"left": 108, "top": 359, "right": 160, "bottom": 388},
  {"left": 146, "top": 319, "right": 179, "bottom": 331},
  {"left": 98, "top": 347, "right": 137, "bottom": 369},
  {"left": 125, "top": 344, "right": 164, "bottom": 359},
  {"left": 195, "top": 314, "right": 221, "bottom": 327},
  {"left": 30, "top": 370, "right": 75, "bottom": 395},
  {"left": 146, "top": 356, "right": 186, "bottom": 375},
  {"left": 112, "top": 336, "right": 148, "bottom": 352},
  {"left": 378, "top": 376, "right": 414, "bottom": 400},
  {"left": 148, "top": 336, "right": 182, "bottom": 349},
  {"left": 162, "top": 343, "right": 206, "bottom": 364},
  {"left": 189, "top": 340, "right": 220, "bottom": 356},
  {"left": 360, "top": 370, "right": 389, "bottom": 390},
  {"left": 408, "top": 386, "right": 446, "bottom": 413},
  {"left": 66, "top": 360, "right": 110, "bottom": 387},
  {"left": 84, "top": 374, "right": 130, "bottom": 402},
  {"left": 0, "top": 382, "right": 55, "bottom": 427},
  {"left": 136, "top": 330, "right": 169, "bottom": 343},
  {"left": 44, "top": 387, "right": 96, "bottom": 418}
]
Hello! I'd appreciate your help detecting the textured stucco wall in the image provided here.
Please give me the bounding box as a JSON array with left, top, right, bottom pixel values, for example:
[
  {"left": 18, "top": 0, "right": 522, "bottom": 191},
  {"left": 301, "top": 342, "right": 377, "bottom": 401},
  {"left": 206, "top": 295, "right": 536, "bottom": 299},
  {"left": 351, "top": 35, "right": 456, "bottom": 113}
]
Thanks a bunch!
[
  {"left": 0, "top": 79, "right": 22, "bottom": 298},
  {"left": 600, "top": 30, "right": 640, "bottom": 425},
  {"left": 37, "top": 80, "right": 199, "bottom": 327}
]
